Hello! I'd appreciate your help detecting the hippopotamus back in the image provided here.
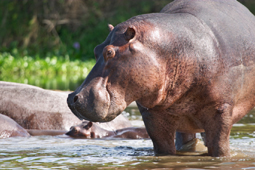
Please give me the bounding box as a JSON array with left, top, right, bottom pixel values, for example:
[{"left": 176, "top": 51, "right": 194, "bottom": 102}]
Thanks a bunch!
[
  {"left": 161, "top": 0, "right": 255, "bottom": 67},
  {"left": 0, "top": 81, "right": 131, "bottom": 130}
]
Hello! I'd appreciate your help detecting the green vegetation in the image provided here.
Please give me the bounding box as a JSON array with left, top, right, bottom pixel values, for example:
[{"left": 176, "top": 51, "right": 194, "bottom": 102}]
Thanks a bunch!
[
  {"left": 0, "top": 0, "right": 171, "bottom": 59},
  {"left": 0, "top": 52, "right": 95, "bottom": 90},
  {"left": 0, "top": 0, "right": 254, "bottom": 90}
]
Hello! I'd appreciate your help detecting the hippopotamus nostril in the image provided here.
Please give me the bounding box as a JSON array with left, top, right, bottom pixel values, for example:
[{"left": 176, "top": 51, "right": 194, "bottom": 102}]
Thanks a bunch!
[{"left": 73, "top": 95, "right": 79, "bottom": 103}]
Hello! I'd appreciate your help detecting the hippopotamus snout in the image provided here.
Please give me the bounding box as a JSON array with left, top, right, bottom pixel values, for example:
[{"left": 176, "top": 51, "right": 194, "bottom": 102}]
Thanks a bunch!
[
  {"left": 67, "top": 77, "right": 111, "bottom": 122},
  {"left": 67, "top": 92, "right": 85, "bottom": 120}
]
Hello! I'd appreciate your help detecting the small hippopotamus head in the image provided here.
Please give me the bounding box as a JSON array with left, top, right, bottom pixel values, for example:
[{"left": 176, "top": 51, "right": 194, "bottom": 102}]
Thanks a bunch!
[
  {"left": 67, "top": 15, "right": 168, "bottom": 122},
  {"left": 66, "top": 121, "right": 94, "bottom": 138},
  {"left": 66, "top": 121, "right": 112, "bottom": 138}
]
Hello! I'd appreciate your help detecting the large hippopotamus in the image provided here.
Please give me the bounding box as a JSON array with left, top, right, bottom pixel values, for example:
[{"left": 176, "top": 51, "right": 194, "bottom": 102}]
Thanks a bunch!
[
  {"left": 67, "top": 0, "right": 255, "bottom": 157},
  {"left": 0, "top": 81, "right": 131, "bottom": 130}
]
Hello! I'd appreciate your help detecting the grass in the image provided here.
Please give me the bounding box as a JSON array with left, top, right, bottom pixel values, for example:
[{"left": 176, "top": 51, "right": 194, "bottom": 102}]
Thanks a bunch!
[{"left": 0, "top": 52, "right": 95, "bottom": 90}]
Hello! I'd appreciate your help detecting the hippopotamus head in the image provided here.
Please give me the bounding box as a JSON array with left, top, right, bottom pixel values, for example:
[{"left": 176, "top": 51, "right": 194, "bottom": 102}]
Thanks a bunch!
[
  {"left": 66, "top": 121, "right": 112, "bottom": 138},
  {"left": 66, "top": 121, "right": 93, "bottom": 138},
  {"left": 67, "top": 15, "right": 168, "bottom": 122}
]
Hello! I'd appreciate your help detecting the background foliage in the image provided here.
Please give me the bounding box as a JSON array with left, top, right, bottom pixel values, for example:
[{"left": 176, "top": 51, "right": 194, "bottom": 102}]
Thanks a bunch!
[{"left": 0, "top": 0, "right": 254, "bottom": 90}]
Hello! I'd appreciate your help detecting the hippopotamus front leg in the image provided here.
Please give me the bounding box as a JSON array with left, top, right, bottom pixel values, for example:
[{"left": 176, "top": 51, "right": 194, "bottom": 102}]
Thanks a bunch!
[{"left": 138, "top": 105, "right": 178, "bottom": 155}]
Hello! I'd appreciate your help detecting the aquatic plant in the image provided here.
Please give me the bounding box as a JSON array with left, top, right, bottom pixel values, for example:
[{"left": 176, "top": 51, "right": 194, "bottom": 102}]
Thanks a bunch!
[{"left": 0, "top": 52, "right": 95, "bottom": 90}]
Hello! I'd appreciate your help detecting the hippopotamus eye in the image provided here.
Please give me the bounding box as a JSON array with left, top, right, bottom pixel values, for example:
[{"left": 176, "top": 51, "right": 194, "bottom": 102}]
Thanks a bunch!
[
  {"left": 107, "top": 50, "right": 113, "bottom": 56},
  {"left": 106, "top": 49, "right": 115, "bottom": 59},
  {"left": 103, "top": 45, "right": 115, "bottom": 61}
]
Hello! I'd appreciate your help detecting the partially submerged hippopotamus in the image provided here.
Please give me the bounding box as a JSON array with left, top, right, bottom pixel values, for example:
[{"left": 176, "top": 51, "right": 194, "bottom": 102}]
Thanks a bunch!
[
  {"left": 0, "top": 113, "right": 30, "bottom": 138},
  {"left": 66, "top": 121, "right": 149, "bottom": 139},
  {"left": 0, "top": 81, "right": 81, "bottom": 130},
  {"left": 0, "top": 81, "right": 131, "bottom": 130},
  {"left": 67, "top": 0, "right": 255, "bottom": 157}
]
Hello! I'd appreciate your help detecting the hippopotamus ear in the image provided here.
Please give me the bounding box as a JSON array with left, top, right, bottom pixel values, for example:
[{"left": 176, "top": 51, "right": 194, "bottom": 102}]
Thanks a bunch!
[
  {"left": 84, "top": 121, "right": 93, "bottom": 129},
  {"left": 88, "top": 121, "right": 93, "bottom": 127},
  {"left": 108, "top": 24, "right": 114, "bottom": 32},
  {"left": 125, "top": 26, "right": 136, "bottom": 41}
]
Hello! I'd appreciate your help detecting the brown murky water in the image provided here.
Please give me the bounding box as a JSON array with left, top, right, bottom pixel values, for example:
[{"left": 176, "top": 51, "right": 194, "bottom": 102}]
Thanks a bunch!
[{"left": 0, "top": 107, "right": 254, "bottom": 169}]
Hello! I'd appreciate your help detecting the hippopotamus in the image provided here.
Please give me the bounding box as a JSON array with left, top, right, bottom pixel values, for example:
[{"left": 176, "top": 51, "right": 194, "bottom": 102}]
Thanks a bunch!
[
  {"left": 66, "top": 122, "right": 208, "bottom": 153},
  {"left": 0, "top": 81, "right": 131, "bottom": 130},
  {"left": 0, "top": 113, "right": 30, "bottom": 138},
  {"left": 66, "top": 121, "right": 149, "bottom": 139},
  {"left": 67, "top": 0, "right": 255, "bottom": 157},
  {"left": 26, "top": 129, "right": 67, "bottom": 136}
]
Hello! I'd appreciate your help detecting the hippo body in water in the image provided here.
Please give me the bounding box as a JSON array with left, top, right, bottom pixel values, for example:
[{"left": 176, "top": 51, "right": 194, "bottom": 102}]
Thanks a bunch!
[
  {"left": 0, "top": 113, "right": 30, "bottom": 138},
  {"left": 66, "top": 121, "right": 149, "bottom": 139},
  {"left": 0, "top": 81, "right": 131, "bottom": 130},
  {"left": 66, "top": 121, "right": 207, "bottom": 153},
  {"left": 67, "top": 0, "right": 255, "bottom": 157}
]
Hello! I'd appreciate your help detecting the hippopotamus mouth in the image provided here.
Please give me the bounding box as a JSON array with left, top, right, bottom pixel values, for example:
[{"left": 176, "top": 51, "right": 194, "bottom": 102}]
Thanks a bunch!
[
  {"left": 67, "top": 97, "right": 87, "bottom": 121},
  {"left": 67, "top": 76, "right": 127, "bottom": 122},
  {"left": 67, "top": 92, "right": 108, "bottom": 122}
]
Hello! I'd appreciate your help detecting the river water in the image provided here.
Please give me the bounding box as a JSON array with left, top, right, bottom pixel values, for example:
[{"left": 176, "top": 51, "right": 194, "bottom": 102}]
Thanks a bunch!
[{"left": 0, "top": 107, "right": 255, "bottom": 169}]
